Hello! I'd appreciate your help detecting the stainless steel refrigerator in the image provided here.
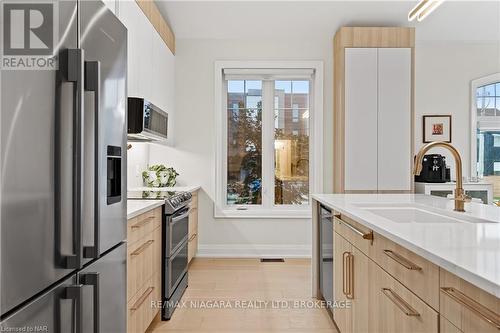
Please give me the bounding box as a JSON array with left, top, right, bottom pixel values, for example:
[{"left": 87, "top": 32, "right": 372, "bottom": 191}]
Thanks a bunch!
[{"left": 0, "top": 1, "right": 127, "bottom": 332}]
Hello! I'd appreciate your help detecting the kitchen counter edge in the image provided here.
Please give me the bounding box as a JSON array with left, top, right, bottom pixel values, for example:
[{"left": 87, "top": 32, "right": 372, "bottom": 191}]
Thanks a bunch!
[{"left": 127, "top": 200, "right": 164, "bottom": 220}]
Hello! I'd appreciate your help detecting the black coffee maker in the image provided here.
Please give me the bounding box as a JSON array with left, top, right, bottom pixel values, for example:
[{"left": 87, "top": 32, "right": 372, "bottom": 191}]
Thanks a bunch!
[{"left": 414, "top": 154, "right": 450, "bottom": 183}]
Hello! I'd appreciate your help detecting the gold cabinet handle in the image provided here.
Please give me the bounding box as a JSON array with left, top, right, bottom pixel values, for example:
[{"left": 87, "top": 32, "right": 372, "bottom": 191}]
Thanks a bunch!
[
  {"left": 131, "top": 216, "right": 154, "bottom": 229},
  {"left": 188, "top": 233, "right": 197, "bottom": 242},
  {"left": 381, "top": 288, "right": 420, "bottom": 317},
  {"left": 130, "top": 287, "right": 154, "bottom": 312},
  {"left": 342, "top": 252, "right": 348, "bottom": 296},
  {"left": 131, "top": 240, "right": 154, "bottom": 256},
  {"left": 383, "top": 250, "right": 422, "bottom": 271},
  {"left": 347, "top": 252, "right": 354, "bottom": 299},
  {"left": 342, "top": 251, "right": 354, "bottom": 299},
  {"left": 335, "top": 214, "right": 373, "bottom": 242},
  {"left": 441, "top": 287, "right": 500, "bottom": 329}
]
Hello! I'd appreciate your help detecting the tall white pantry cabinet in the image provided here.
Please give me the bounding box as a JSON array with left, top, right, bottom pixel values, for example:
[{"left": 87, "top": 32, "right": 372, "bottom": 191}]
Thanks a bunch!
[
  {"left": 334, "top": 27, "right": 415, "bottom": 193},
  {"left": 107, "top": 0, "right": 176, "bottom": 146}
]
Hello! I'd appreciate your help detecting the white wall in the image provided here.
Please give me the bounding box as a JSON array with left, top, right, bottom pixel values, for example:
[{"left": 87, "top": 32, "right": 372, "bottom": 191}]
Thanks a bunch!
[
  {"left": 415, "top": 41, "right": 500, "bottom": 178},
  {"left": 146, "top": 38, "right": 334, "bottom": 257}
]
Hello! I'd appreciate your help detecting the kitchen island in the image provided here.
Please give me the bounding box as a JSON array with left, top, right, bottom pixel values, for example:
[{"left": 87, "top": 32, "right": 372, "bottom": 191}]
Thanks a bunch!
[{"left": 311, "top": 194, "right": 500, "bottom": 333}]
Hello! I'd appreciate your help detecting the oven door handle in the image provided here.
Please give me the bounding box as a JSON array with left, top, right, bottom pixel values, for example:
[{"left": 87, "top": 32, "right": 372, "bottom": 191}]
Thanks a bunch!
[{"left": 171, "top": 208, "right": 192, "bottom": 223}]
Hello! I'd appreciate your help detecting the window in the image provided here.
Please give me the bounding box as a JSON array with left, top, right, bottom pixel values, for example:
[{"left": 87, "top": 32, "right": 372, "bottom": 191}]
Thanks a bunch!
[
  {"left": 274, "top": 81, "right": 310, "bottom": 205},
  {"left": 215, "top": 62, "right": 323, "bottom": 218},
  {"left": 471, "top": 74, "right": 500, "bottom": 202},
  {"left": 227, "top": 80, "right": 263, "bottom": 205},
  {"left": 476, "top": 82, "right": 500, "bottom": 117}
]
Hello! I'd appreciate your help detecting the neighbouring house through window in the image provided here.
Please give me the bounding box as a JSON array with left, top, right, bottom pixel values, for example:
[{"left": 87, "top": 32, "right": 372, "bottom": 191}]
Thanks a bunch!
[
  {"left": 215, "top": 62, "right": 323, "bottom": 218},
  {"left": 473, "top": 77, "right": 500, "bottom": 201}
]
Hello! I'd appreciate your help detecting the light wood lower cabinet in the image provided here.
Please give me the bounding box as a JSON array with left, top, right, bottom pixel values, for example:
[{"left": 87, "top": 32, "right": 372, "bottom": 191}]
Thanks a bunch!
[
  {"left": 127, "top": 207, "right": 162, "bottom": 333},
  {"left": 440, "top": 316, "right": 463, "bottom": 333},
  {"left": 333, "top": 232, "right": 352, "bottom": 333},
  {"left": 334, "top": 229, "right": 438, "bottom": 333},
  {"left": 331, "top": 210, "right": 499, "bottom": 333},
  {"left": 188, "top": 190, "right": 199, "bottom": 264},
  {"left": 371, "top": 232, "right": 440, "bottom": 310},
  {"left": 127, "top": 278, "right": 157, "bottom": 333},
  {"left": 351, "top": 247, "right": 370, "bottom": 333},
  {"left": 440, "top": 269, "right": 500, "bottom": 333},
  {"left": 369, "top": 257, "right": 438, "bottom": 333}
]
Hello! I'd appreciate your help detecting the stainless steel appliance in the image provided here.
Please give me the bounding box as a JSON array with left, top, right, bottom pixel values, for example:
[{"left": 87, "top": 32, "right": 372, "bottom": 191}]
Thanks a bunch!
[
  {"left": 1, "top": 1, "right": 127, "bottom": 331},
  {"left": 127, "top": 97, "right": 168, "bottom": 142},
  {"left": 128, "top": 190, "right": 192, "bottom": 320},
  {"left": 319, "top": 205, "right": 334, "bottom": 313},
  {"left": 414, "top": 154, "right": 449, "bottom": 183}
]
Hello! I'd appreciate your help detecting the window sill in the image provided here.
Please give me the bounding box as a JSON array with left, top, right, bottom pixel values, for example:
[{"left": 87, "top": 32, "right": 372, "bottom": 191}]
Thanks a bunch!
[{"left": 214, "top": 206, "right": 312, "bottom": 219}]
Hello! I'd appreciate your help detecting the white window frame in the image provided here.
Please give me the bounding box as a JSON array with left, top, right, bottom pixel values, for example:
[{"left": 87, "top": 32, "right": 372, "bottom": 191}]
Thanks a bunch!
[
  {"left": 470, "top": 72, "right": 500, "bottom": 178},
  {"left": 214, "top": 60, "right": 324, "bottom": 219}
]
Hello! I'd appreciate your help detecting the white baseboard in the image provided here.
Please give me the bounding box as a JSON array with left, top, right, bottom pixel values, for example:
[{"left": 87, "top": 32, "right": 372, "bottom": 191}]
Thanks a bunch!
[{"left": 196, "top": 244, "right": 311, "bottom": 258}]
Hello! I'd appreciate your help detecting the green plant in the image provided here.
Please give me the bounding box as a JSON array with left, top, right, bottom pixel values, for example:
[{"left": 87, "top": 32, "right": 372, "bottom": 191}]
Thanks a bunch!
[{"left": 142, "top": 164, "right": 179, "bottom": 187}]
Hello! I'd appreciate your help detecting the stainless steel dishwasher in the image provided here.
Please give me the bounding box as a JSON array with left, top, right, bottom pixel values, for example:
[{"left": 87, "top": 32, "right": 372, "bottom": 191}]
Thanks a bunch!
[{"left": 319, "top": 205, "right": 334, "bottom": 311}]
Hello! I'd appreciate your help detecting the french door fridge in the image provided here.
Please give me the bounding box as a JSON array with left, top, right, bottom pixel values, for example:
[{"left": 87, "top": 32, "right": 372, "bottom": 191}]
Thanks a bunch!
[{"left": 0, "top": 1, "right": 127, "bottom": 331}]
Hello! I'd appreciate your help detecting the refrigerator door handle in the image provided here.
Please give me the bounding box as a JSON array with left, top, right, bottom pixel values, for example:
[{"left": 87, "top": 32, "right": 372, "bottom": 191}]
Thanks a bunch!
[
  {"left": 63, "top": 285, "right": 84, "bottom": 333},
  {"left": 81, "top": 272, "right": 100, "bottom": 333},
  {"left": 83, "top": 60, "right": 101, "bottom": 259},
  {"left": 57, "top": 48, "right": 84, "bottom": 269}
]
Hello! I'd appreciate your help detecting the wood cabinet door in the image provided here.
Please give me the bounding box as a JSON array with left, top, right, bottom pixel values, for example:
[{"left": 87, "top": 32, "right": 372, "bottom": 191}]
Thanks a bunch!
[
  {"left": 369, "top": 258, "right": 439, "bottom": 333},
  {"left": 333, "top": 232, "right": 352, "bottom": 333},
  {"left": 440, "top": 269, "right": 500, "bottom": 333},
  {"left": 351, "top": 247, "right": 370, "bottom": 333}
]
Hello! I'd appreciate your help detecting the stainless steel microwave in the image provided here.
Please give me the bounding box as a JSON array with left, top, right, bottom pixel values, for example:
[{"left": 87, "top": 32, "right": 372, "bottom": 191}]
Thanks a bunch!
[{"left": 127, "top": 97, "right": 168, "bottom": 142}]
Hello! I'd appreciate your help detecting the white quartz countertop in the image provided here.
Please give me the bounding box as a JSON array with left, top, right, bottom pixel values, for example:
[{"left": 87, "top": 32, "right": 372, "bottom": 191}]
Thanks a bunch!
[
  {"left": 127, "top": 200, "right": 164, "bottom": 220},
  {"left": 129, "top": 185, "right": 201, "bottom": 193},
  {"left": 311, "top": 193, "right": 500, "bottom": 298}
]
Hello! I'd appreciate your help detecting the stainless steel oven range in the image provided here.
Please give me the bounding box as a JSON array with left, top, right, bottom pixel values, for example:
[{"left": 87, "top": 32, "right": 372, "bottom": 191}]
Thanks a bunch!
[{"left": 127, "top": 190, "right": 192, "bottom": 320}]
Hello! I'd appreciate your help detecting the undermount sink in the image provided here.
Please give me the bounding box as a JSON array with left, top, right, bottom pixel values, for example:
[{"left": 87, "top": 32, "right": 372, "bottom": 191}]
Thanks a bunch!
[{"left": 353, "top": 203, "right": 498, "bottom": 224}]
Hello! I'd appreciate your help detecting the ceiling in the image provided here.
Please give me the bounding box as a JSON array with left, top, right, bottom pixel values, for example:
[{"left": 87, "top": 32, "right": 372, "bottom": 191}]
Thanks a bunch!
[{"left": 156, "top": 1, "right": 500, "bottom": 42}]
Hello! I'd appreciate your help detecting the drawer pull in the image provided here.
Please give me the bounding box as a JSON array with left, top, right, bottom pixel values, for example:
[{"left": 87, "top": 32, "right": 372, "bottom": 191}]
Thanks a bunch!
[
  {"left": 335, "top": 214, "right": 373, "bottom": 242},
  {"left": 342, "top": 252, "right": 354, "bottom": 299},
  {"left": 130, "top": 287, "right": 154, "bottom": 312},
  {"left": 441, "top": 287, "right": 500, "bottom": 329},
  {"left": 383, "top": 250, "right": 422, "bottom": 271},
  {"left": 131, "top": 216, "right": 154, "bottom": 229},
  {"left": 381, "top": 288, "right": 420, "bottom": 317},
  {"left": 188, "top": 233, "right": 197, "bottom": 242},
  {"left": 131, "top": 240, "right": 154, "bottom": 256}
]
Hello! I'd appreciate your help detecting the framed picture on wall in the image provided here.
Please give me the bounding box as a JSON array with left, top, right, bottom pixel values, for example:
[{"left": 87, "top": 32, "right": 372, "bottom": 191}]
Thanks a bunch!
[{"left": 423, "top": 115, "right": 452, "bottom": 143}]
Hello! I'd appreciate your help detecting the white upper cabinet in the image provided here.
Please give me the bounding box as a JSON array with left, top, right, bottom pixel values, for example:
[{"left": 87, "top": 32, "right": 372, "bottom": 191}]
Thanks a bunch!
[
  {"left": 377, "top": 48, "right": 411, "bottom": 191},
  {"left": 119, "top": 1, "right": 175, "bottom": 145},
  {"left": 151, "top": 29, "right": 175, "bottom": 145},
  {"left": 345, "top": 48, "right": 378, "bottom": 191},
  {"left": 119, "top": 1, "right": 153, "bottom": 101},
  {"left": 344, "top": 47, "right": 412, "bottom": 192}
]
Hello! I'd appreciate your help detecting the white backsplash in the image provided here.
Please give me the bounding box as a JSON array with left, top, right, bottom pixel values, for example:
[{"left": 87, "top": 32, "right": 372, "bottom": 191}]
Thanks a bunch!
[{"left": 127, "top": 142, "right": 150, "bottom": 189}]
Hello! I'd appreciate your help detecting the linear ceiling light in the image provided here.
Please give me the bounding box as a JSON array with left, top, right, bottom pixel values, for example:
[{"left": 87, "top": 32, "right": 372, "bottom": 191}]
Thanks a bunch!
[
  {"left": 408, "top": 0, "right": 444, "bottom": 22},
  {"left": 417, "top": 0, "right": 444, "bottom": 21}
]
